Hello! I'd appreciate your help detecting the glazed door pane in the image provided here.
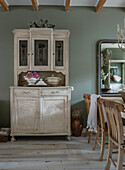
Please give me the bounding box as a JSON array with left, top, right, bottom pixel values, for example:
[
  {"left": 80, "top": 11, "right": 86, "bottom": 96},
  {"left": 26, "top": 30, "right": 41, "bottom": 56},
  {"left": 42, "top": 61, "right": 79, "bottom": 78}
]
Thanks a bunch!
[
  {"left": 55, "top": 41, "right": 63, "bottom": 66},
  {"left": 34, "top": 40, "right": 48, "bottom": 66},
  {"left": 19, "top": 40, "right": 28, "bottom": 66}
]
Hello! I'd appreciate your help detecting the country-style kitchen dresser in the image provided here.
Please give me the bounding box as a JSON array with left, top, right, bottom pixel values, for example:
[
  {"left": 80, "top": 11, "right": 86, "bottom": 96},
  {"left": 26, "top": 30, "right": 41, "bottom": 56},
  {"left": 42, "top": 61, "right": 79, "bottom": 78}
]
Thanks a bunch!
[{"left": 10, "top": 28, "right": 73, "bottom": 142}]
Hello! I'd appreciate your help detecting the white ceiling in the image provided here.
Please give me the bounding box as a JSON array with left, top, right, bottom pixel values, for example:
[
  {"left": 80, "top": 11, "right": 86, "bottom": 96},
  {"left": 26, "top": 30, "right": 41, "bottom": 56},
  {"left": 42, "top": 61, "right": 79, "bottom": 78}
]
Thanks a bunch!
[{"left": 4, "top": 0, "right": 125, "bottom": 7}]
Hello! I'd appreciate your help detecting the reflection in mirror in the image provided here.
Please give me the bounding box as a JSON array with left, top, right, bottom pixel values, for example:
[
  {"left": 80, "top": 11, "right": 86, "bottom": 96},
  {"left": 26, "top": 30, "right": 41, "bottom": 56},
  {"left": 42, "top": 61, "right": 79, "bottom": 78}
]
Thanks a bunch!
[{"left": 97, "top": 40, "right": 125, "bottom": 96}]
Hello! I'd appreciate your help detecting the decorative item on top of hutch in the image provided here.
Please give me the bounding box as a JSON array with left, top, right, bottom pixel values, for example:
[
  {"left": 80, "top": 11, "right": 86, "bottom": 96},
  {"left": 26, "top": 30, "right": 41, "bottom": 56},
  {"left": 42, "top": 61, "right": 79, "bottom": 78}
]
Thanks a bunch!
[
  {"left": 28, "top": 19, "right": 55, "bottom": 29},
  {"left": 10, "top": 28, "right": 72, "bottom": 142}
]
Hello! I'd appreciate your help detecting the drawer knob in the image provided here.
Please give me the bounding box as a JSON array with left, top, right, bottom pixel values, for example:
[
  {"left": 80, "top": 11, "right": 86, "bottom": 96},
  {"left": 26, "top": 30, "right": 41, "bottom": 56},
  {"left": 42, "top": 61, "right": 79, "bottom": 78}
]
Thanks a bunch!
[
  {"left": 23, "top": 91, "right": 30, "bottom": 94},
  {"left": 51, "top": 91, "right": 58, "bottom": 94}
]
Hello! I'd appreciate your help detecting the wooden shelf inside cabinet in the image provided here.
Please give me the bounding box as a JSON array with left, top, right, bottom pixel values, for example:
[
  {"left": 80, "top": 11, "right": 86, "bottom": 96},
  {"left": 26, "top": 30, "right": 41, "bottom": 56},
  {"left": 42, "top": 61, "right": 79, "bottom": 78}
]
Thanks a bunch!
[
  {"left": 19, "top": 84, "right": 64, "bottom": 87},
  {"left": 27, "top": 85, "right": 50, "bottom": 87}
]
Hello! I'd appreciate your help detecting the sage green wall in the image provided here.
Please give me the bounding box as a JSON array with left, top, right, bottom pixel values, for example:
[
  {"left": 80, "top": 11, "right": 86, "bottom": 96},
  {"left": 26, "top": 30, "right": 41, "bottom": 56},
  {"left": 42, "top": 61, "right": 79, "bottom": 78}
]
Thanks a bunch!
[{"left": 0, "top": 6, "right": 124, "bottom": 126}]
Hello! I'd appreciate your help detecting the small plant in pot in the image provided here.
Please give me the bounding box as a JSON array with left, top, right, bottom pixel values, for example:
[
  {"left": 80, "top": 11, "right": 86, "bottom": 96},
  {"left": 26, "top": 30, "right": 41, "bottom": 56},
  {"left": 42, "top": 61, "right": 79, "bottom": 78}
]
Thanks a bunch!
[{"left": 71, "top": 110, "right": 83, "bottom": 137}]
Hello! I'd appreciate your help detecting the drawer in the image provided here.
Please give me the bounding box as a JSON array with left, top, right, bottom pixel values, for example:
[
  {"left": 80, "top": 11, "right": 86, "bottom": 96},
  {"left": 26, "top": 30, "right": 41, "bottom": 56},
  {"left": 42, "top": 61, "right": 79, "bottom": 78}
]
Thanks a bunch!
[
  {"left": 14, "top": 89, "right": 39, "bottom": 97},
  {"left": 41, "top": 89, "right": 68, "bottom": 96}
]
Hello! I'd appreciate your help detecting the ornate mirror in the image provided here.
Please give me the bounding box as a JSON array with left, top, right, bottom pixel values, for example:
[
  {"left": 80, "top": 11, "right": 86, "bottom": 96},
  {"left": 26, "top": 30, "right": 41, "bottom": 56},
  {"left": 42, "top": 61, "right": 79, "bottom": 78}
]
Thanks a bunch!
[{"left": 97, "top": 40, "right": 125, "bottom": 96}]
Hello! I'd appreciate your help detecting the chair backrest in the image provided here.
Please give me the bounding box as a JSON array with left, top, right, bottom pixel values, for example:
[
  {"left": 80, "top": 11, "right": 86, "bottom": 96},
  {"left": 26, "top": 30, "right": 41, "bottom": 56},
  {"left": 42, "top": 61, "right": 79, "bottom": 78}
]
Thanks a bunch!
[
  {"left": 97, "top": 97, "right": 106, "bottom": 130},
  {"left": 99, "top": 98, "right": 124, "bottom": 145},
  {"left": 83, "top": 94, "right": 91, "bottom": 115}
]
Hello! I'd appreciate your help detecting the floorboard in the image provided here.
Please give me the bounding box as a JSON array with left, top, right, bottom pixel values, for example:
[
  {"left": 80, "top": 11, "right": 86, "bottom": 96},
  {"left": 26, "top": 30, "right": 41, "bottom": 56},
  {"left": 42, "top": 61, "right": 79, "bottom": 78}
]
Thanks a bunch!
[{"left": 0, "top": 133, "right": 121, "bottom": 170}]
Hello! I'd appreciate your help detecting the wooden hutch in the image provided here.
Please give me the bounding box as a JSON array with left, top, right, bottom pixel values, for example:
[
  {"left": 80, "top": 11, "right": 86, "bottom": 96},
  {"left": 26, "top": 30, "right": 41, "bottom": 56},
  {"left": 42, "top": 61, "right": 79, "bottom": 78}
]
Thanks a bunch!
[{"left": 10, "top": 28, "right": 72, "bottom": 141}]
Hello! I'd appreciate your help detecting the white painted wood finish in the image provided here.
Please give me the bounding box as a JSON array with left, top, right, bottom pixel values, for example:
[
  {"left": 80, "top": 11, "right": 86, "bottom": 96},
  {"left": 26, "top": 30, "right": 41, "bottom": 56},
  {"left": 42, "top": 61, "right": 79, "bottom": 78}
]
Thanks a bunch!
[
  {"left": 11, "top": 28, "right": 72, "bottom": 140},
  {"left": 13, "top": 30, "right": 30, "bottom": 85},
  {"left": 13, "top": 28, "right": 70, "bottom": 86},
  {"left": 5, "top": 0, "right": 125, "bottom": 7},
  {"left": 14, "top": 98, "right": 39, "bottom": 133},
  {"left": 53, "top": 30, "right": 69, "bottom": 85},
  {"left": 41, "top": 96, "right": 67, "bottom": 133},
  {"left": 10, "top": 86, "right": 72, "bottom": 140},
  {"left": 30, "top": 28, "right": 53, "bottom": 71}
]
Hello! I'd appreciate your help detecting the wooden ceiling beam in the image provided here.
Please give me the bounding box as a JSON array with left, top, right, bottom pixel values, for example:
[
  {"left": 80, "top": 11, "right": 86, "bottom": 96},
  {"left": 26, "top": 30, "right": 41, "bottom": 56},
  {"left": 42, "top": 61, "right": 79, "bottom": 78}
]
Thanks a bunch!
[
  {"left": 0, "top": 0, "right": 8, "bottom": 12},
  {"left": 96, "top": 0, "right": 106, "bottom": 12},
  {"left": 31, "top": 0, "right": 38, "bottom": 11},
  {"left": 65, "top": 0, "right": 70, "bottom": 12}
]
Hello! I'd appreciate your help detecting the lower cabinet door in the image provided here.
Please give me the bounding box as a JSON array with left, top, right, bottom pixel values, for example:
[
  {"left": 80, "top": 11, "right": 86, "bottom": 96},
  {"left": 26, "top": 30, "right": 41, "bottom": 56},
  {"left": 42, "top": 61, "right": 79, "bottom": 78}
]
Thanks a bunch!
[
  {"left": 14, "top": 97, "right": 39, "bottom": 133},
  {"left": 40, "top": 96, "right": 68, "bottom": 133}
]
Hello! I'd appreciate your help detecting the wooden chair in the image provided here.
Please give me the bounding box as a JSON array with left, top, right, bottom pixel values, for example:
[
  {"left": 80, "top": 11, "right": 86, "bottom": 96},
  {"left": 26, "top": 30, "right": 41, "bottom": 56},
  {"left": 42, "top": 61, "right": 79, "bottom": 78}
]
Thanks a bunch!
[
  {"left": 84, "top": 95, "right": 107, "bottom": 161},
  {"left": 92, "top": 97, "right": 107, "bottom": 161},
  {"left": 83, "top": 94, "right": 93, "bottom": 143},
  {"left": 102, "top": 98, "right": 125, "bottom": 170}
]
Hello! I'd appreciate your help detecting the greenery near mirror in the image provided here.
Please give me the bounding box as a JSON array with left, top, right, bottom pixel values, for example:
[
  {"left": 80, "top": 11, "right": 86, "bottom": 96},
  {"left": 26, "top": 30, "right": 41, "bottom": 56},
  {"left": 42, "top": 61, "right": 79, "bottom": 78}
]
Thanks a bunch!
[{"left": 97, "top": 40, "right": 125, "bottom": 96}]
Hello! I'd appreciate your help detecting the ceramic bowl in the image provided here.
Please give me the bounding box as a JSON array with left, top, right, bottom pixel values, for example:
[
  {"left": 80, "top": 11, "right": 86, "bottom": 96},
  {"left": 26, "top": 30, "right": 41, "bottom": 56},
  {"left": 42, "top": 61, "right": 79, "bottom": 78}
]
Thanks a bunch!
[
  {"left": 45, "top": 74, "right": 61, "bottom": 86},
  {"left": 24, "top": 76, "right": 40, "bottom": 85}
]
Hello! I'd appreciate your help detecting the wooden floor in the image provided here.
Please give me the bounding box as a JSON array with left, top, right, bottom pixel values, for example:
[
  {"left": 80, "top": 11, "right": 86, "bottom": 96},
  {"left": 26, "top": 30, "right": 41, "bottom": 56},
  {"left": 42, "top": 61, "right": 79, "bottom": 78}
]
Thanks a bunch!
[{"left": 0, "top": 133, "right": 120, "bottom": 170}]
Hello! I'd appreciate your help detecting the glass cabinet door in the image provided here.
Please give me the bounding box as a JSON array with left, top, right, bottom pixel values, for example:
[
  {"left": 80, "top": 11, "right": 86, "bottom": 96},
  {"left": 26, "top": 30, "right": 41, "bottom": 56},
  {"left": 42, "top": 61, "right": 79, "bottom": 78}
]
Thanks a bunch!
[
  {"left": 34, "top": 40, "right": 48, "bottom": 66},
  {"left": 31, "top": 38, "right": 51, "bottom": 71},
  {"left": 19, "top": 40, "right": 28, "bottom": 66},
  {"left": 54, "top": 39, "right": 65, "bottom": 70},
  {"left": 55, "top": 41, "right": 63, "bottom": 67},
  {"left": 18, "top": 39, "right": 29, "bottom": 70}
]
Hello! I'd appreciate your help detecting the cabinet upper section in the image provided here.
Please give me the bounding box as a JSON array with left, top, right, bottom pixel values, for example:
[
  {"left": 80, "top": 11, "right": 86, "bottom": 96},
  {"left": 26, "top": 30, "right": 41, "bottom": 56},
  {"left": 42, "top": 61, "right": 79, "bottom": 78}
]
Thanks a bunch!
[{"left": 13, "top": 28, "right": 70, "bottom": 86}]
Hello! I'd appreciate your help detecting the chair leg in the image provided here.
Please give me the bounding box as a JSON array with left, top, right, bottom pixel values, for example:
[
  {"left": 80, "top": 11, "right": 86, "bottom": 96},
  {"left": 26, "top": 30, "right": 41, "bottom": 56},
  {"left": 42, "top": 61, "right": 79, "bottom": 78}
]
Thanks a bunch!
[
  {"left": 117, "top": 146, "right": 124, "bottom": 170},
  {"left": 85, "top": 128, "right": 88, "bottom": 137},
  {"left": 93, "top": 126, "right": 100, "bottom": 150},
  {"left": 99, "top": 129, "right": 105, "bottom": 161},
  {"left": 105, "top": 140, "right": 113, "bottom": 170},
  {"left": 88, "top": 132, "right": 93, "bottom": 143}
]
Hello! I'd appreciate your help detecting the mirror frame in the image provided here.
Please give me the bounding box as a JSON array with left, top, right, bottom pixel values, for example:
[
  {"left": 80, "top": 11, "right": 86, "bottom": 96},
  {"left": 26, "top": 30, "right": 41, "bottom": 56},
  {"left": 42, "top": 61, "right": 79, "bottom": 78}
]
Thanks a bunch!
[{"left": 97, "top": 39, "right": 122, "bottom": 97}]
